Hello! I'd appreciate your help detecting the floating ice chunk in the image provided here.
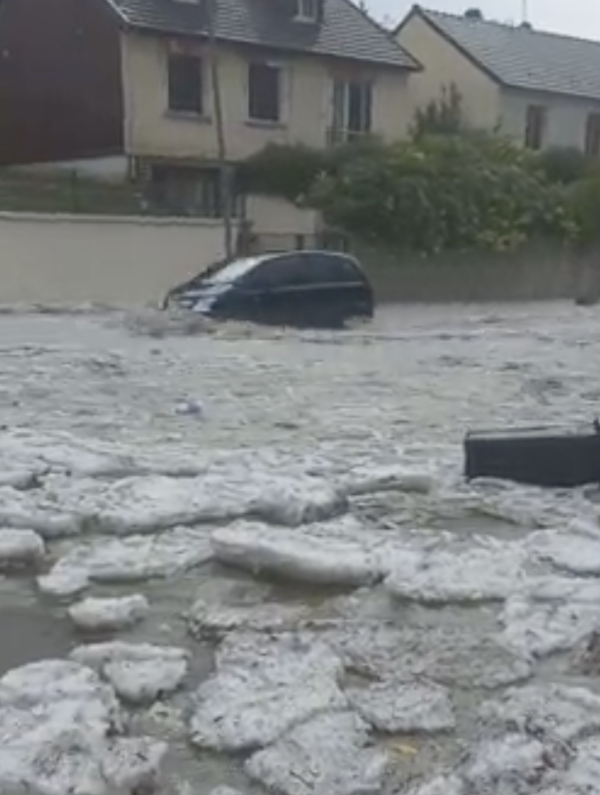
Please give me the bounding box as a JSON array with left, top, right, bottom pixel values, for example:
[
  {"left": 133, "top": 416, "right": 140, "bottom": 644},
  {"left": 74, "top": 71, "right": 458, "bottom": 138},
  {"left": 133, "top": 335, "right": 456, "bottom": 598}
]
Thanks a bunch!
[
  {"left": 0, "top": 659, "right": 166, "bottom": 794},
  {"left": 557, "top": 737, "right": 600, "bottom": 792},
  {"left": 340, "top": 465, "right": 434, "bottom": 496},
  {"left": 38, "top": 567, "right": 90, "bottom": 597},
  {"left": 42, "top": 470, "right": 347, "bottom": 535},
  {"left": 404, "top": 776, "right": 464, "bottom": 795},
  {"left": 209, "top": 789, "right": 246, "bottom": 795},
  {"left": 498, "top": 577, "right": 600, "bottom": 658},
  {"left": 189, "top": 633, "right": 346, "bottom": 751},
  {"left": 0, "top": 427, "right": 139, "bottom": 478},
  {"left": 472, "top": 481, "right": 596, "bottom": 529},
  {"left": 0, "top": 466, "right": 42, "bottom": 489},
  {"left": 0, "top": 528, "right": 44, "bottom": 568},
  {"left": 385, "top": 541, "right": 529, "bottom": 603},
  {"left": 480, "top": 683, "right": 600, "bottom": 743},
  {"left": 346, "top": 678, "right": 455, "bottom": 734},
  {"left": 246, "top": 710, "right": 388, "bottom": 795},
  {"left": 188, "top": 600, "right": 310, "bottom": 639},
  {"left": 104, "top": 657, "right": 188, "bottom": 705},
  {"left": 328, "top": 623, "right": 532, "bottom": 689},
  {"left": 211, "top": 521, "right": 383, "bottom": 586},
  {"left": 463, "top": 734, "right": 550, "bottom": 790},
  {"left": 68, "top": 594, "right": 149, "bottom": 632},
  {"left": 38, "top": 526, "right": 213, "bottom": 596},
  {"left": 71, "top": 642, "right": 190, "bottom": 705},
  {"left": 528, "top": 528, "right": 600, "bottom": 575},
  {"left": 0, "top": 485, "right": 81, "bottom": 538}
]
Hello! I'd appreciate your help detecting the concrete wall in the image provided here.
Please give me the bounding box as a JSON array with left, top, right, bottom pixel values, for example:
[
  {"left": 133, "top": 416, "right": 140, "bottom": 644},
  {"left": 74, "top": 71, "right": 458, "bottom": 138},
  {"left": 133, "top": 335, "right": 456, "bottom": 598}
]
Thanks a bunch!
[
  {"left": 499, "top": 88, "right": 600, "bottom": 150},
  {"left": 0, "top": 211, "right": 593, "bottom": 306},
  {"left": 246, "top": 195, "right": 320, "bottom": 237},
  {"left": 120, "top": 33, "right": 412, "bottom": 161},
  {"left": 356, "top": 245, "right": 593, "bottom": 303},
  {"left": 0, "top": 212, "right": 229, "bottom": 305},
  {"left": 395, "top": 13, "right": 501, "bottom": 128}
]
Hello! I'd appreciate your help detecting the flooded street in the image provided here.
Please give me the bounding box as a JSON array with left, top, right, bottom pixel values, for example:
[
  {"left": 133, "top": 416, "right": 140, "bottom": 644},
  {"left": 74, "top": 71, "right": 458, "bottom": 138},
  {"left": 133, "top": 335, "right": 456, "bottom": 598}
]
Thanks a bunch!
[{"left": 2, "top": 302, "right": 600, "bottom": 794}]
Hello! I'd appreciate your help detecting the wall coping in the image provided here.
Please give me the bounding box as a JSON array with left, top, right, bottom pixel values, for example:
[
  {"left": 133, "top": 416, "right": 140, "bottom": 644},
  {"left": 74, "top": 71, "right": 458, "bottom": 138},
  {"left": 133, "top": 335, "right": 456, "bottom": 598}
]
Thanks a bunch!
[{"left": 0, "top": 211, "right": 232, "bottom": 228}]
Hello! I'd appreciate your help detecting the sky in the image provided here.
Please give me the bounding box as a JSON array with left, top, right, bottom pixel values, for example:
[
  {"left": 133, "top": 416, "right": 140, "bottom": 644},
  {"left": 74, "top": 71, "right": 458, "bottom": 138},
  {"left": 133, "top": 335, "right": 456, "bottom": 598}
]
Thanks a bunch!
[{"left": 368, "top": 0, "right": 600, "bottom": 39}]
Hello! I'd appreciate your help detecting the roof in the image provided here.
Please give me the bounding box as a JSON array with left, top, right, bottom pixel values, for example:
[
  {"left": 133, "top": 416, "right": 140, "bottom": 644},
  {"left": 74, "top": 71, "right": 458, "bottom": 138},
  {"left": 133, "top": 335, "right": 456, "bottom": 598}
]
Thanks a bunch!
[
  {"left": 105, "top": 0, "right": 418, "bottom": 69},
  {"left": 400, "top": 5, "right": 600, "bottom": 102}
]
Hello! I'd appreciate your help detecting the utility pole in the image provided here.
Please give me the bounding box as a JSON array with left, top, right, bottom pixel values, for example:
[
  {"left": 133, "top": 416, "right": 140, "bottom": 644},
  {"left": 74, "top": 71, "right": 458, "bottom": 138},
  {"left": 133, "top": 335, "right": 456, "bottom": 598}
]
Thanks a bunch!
[
  {"left": 521, "top": 0, "right": 528, "bottom": 23},
  {"left": 205, "top": 0, "right": 233, "bottom": 259}
]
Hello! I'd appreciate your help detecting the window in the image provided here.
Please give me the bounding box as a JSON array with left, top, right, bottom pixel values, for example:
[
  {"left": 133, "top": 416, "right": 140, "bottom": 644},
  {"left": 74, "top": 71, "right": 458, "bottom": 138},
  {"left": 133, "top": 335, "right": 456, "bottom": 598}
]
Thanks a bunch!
[
  {"left": 329, "top": 79, "right": 372, "bottom": 144},
  {"left": 306, "top": 253, "right": 362, "bottom": 284},
  {"left": 524, "top": 104, "right": 546, "bottom": 150},
  {"left": 167, "top": 54, "right": 203, "bottom": 114},
  {"left": 246, "top": 255, "right": 308, "bottom": 288},
  {"left": 248, "top": 62, "right": 281, "bottom": 123},
  {"left": 585, "top": 113, "right": 600, "bottom": 157},
  {"left": 294, "top": 0, "right": 318, "bottom": 21}
]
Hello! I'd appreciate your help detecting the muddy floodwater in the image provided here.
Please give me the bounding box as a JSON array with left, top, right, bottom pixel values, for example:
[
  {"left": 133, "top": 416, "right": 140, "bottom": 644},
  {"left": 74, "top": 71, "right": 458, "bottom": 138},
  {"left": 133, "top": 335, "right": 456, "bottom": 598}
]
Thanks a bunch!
[{"left": 2, "top": 302, "right": 600, "bottom": 794}]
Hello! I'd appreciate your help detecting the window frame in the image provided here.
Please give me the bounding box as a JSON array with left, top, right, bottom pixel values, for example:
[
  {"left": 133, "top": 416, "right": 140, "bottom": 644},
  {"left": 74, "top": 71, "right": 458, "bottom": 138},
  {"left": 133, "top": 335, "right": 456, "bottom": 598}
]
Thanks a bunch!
[
  {"left": 524, "top": 104, "right": 547, "bottom": 150},
  {"left": 330, "top": 78, "right": 373, "bottom": 143},
  {"left": 585, "top": 112, "right": 600, "bottom": 157},
  {"left": 294, "top": 0, "right": 318, "bottom": 22},
  {"left": 167, "top": 52, "right": 204, "bottom": 115},
  {"left": 247, "top": 61, "right": 283, "bottom": 124}
]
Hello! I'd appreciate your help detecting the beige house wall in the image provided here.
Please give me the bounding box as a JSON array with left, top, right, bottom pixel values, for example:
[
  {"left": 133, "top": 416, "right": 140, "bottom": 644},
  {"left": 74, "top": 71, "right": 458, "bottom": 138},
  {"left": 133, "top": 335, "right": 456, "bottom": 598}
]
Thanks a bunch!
[
  {"left": 395, "top": 13, "right": 501, "bottom": 129},
  {"left": 120, "top": 32, "right": 412, "bottom": 162},
  {"left": 499, "top": 88, "right": 600, "bottom": 150},
  {"left": 0, "top": 212, "right": 229, "bottom": 305}
]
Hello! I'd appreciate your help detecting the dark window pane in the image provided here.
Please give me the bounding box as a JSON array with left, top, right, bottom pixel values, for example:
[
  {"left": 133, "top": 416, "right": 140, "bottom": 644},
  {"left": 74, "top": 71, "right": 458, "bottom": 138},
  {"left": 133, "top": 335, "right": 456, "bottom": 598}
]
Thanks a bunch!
[
  {"left": 525, "top": 105, "right": 546, "bottom": 150},
  {"left": 585, "top": 113, "right": 600, "bottom": 157},
  {"left": 168, "top": 54, "right": 203, "bottom": 114},
  {"left": 247, "top": 255, "right": 307, "bottom": 287},
  {"left": 315, "top": 253, "right": 361, "bottom": 283},
  {"left": 248, "top": 63, "right": 281, "bottom": 122},
  {"left": 347, "top": 82, "right": 371, "bottom": 132}
]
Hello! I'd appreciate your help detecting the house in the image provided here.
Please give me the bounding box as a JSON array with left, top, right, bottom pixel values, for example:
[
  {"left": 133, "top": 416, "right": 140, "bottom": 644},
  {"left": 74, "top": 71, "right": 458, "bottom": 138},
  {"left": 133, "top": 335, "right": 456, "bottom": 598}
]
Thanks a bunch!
[
  {"left": 0, "top": 0, "right": 417, "bottom": 216},
  {"left": 395, "top": 5, "right": 600, "bottom": 154}
]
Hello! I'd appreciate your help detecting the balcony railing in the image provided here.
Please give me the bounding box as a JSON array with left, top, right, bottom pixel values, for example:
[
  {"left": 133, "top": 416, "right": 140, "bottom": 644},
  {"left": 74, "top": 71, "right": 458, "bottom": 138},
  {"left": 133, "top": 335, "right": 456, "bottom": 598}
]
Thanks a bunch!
[{"left": 326, "top": 127, "right": 370, "bottom": 147}]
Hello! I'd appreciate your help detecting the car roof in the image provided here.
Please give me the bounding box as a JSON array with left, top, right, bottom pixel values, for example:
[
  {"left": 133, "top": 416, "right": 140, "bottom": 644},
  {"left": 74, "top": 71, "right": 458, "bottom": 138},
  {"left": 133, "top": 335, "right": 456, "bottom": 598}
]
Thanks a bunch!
[{"left": 261, "top": 250, "right": 361, "bottom": 265}]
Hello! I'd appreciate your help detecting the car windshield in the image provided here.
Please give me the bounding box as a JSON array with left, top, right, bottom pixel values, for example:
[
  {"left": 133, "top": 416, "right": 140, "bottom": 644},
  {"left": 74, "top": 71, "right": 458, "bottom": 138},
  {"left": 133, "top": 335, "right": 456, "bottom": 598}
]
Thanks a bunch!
[{"left": 202, "top": 256, "right": 268, "bottom": 285}]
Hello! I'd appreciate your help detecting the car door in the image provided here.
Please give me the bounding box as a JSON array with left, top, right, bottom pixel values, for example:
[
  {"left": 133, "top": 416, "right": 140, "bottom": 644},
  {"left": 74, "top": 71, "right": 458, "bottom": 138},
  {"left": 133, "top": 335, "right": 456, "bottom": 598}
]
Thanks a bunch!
[
  {"left": 241, "top": 255, "right": 306, "bottom": 326},
  {"left": 303, "top": 252, "right": 372, "bottom": 326}
]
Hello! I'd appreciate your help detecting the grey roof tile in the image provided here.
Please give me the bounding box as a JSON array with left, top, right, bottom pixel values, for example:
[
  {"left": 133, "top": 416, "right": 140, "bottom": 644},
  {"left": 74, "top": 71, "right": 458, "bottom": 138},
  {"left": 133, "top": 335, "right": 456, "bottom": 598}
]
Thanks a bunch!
[
  {"left": 109, "top": 0, "right": 417, "bottom": 69},
  {"left": 417, "top": 6, "right": 600, "bottom": 101}
]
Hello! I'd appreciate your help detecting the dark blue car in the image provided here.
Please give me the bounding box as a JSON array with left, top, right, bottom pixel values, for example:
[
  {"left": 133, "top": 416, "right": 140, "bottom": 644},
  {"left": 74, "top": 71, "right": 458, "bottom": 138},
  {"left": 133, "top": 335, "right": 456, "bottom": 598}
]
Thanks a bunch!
[{"left": 163, "top": 250, "right": 374, "bottom": 328}]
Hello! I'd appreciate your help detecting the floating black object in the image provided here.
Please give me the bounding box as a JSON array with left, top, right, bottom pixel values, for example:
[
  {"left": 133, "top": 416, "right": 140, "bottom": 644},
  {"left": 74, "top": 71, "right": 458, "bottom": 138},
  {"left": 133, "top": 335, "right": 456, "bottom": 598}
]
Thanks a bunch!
[{"left": 464, "top": 421, "right": 600, "bottom": 488}]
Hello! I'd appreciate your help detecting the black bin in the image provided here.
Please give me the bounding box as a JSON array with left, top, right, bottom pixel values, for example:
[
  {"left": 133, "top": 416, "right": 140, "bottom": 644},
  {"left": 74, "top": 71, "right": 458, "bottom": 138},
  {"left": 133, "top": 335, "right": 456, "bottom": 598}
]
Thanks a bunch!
[{"left": 464, "top": 423, "right": 600, "bottom": 488}]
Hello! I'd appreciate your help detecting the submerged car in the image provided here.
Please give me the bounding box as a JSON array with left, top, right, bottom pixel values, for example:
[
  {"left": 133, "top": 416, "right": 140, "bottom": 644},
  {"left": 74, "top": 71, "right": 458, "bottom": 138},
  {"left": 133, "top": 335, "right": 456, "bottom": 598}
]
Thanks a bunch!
[{"left": 162, "top": 250, "right": 374, "bottom": 328}]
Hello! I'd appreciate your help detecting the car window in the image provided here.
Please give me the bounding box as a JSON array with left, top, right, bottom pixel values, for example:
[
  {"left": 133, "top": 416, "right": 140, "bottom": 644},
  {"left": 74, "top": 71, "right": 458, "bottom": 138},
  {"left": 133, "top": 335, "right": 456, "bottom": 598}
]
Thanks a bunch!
[
  {"left": 203, "top": 255, "right": 270, "bottom": 285},
  {"left": 245, "top": 254, "right": 312, "bottom": 288},
  {"left": 304, "top": 253, "right": 363, "bottom": 284}
]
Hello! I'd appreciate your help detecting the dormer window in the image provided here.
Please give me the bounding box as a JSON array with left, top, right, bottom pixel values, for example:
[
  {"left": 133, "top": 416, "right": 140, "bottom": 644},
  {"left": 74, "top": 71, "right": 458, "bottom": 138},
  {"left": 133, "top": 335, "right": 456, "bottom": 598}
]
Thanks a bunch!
[{"left": 294, "top": 0, "right": 318, "bottom": 22}]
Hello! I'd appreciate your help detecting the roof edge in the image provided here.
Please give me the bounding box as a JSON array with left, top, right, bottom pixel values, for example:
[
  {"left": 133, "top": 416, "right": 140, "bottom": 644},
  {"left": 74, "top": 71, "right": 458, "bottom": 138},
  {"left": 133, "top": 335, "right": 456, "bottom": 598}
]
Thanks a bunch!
[
  {"left": 393, "top": 5, "right": 505, "bottom": 86},
  {"left": 128, "top": 22, "right": 419, "bottom": 69},
  {"left": 339, "top": 0, "right": 421, "bottom": 70}
]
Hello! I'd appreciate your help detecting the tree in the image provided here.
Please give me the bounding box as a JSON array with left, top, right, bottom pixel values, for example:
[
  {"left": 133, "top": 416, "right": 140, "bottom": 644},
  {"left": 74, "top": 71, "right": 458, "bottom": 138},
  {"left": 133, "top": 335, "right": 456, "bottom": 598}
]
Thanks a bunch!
[
  {"left": 309, "top": 133, "right": 573, "bottom": 253},
  {"left": 412, "top": 84, "right": 465, "bottom": 139}
]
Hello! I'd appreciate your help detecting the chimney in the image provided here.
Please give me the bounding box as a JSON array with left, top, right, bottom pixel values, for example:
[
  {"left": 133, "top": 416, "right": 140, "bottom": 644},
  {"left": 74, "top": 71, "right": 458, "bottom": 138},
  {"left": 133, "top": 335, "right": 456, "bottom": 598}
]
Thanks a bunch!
[{"left": 464, "top": 8, "right": 483, "bottom": 20}]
